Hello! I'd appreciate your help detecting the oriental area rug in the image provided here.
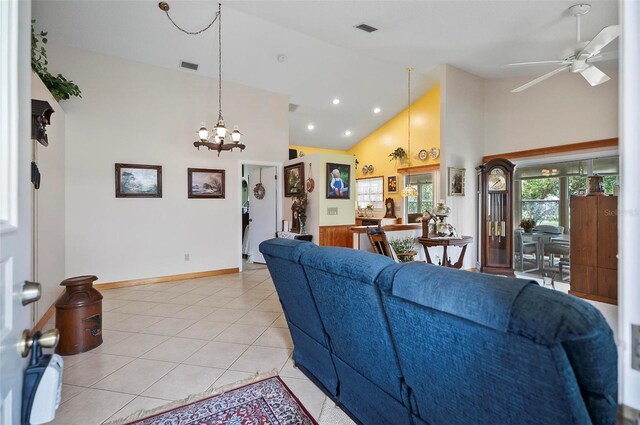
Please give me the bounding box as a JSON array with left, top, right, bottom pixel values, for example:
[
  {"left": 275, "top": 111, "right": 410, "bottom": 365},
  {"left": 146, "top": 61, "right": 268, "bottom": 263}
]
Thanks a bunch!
[{"left": 108, "top": 374, "right": 318, "bottom": 425}]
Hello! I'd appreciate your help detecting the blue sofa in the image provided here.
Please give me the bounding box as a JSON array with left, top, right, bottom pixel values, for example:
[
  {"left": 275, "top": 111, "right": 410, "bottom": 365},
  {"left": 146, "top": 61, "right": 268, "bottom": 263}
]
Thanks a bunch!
[{"left": 259, "top": 239, "right": 617, "bottom": 425}]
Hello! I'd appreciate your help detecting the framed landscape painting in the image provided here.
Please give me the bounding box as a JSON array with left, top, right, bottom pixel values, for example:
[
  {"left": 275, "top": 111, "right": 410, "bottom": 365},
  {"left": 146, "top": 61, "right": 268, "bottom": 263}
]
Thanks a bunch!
[
  {"left": 115, "top": 163, "right": 162, "bottom": 198},
  {"left": 326, "top": 163, "right": 351, "bottom": 199},
  {"left": 284, "top": 162, "right": 304, "bottom": 197},
  {"left": 188, "top": 168, "right": 225, "bottom": 199}
]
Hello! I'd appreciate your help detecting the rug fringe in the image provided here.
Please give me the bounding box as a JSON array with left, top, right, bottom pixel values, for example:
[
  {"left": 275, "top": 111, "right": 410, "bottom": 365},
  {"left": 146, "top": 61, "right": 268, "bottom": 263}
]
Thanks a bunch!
[{"left": 104, "top": 369, "right": 280, "bottom": 425}]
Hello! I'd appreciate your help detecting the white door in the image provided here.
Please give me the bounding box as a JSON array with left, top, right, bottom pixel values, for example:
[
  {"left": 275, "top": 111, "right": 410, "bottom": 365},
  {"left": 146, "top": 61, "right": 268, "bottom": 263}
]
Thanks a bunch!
[
  {"left": 1, "top": 0, "right": 33, "bottom": 423},
  {"left": 247, "top": 167, "right": 278, "bottom": 264}
]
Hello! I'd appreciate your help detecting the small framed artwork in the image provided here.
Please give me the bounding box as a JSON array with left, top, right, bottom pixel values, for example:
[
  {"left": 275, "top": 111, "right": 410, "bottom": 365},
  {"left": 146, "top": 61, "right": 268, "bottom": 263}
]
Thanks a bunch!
[
  {"left": 326, "top": 163, "right": 351, "bottom": 199},
  {"left": 115, "top": 163, "right": 162, "bottom": 198},
  {"left": 188, "top": 168, "right": 225, "bottom": 199},
  {"left": 387, "top": 175, "right": 398, "bottom": 194},
  {"left": 448, "top": 167, "right": 465, "bottom": 196},
  {"left": 284, "top": 162, "right": 305, "bottom": 197}
]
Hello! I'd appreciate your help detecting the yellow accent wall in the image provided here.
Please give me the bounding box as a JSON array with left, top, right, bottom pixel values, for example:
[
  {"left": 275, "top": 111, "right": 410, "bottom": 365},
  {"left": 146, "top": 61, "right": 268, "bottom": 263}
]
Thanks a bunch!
[
  {"left": 347, "top": 85, "right": 440, "bottom": 206},
  {"left": 289, "top": 144, "right": 348, "bottom": 157}
]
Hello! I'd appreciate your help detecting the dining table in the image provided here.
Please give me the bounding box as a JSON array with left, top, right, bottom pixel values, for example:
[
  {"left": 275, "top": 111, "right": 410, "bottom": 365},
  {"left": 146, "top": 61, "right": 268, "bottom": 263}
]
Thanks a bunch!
[{"left": 522, "top": 231, "right": 570, "bottom": 272}]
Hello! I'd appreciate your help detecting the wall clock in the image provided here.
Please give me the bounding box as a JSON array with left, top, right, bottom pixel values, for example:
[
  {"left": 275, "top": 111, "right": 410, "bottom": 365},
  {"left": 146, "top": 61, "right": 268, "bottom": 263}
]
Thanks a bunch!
[{"left": 418, "top": 149, "right": 428, "bottom": 161}]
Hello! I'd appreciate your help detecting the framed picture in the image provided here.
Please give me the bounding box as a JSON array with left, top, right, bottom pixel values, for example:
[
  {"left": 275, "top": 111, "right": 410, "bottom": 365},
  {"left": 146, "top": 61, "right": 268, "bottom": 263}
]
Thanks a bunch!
[
  {"left": 326, "top": 163, "right": 351, "bottom": 199},
  {"left": 115, "top": 163, "right": 162, "bottom": 198},
  {"left": 284, "top": 162, "right": 305, "bottom": 197},
  {"left": 387, "top": 175, "right": 398, "bottom": 194},
  {"left": 448, "top": 167, "right": 465, "bottom": 196},
  {"left": 188, "top": 168, "right": 225, "bottom": 199}
]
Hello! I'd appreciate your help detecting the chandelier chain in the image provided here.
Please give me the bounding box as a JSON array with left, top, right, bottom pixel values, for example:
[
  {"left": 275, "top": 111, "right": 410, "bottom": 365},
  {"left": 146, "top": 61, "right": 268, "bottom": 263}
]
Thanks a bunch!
[
  {"left": 162, "top": 9, "right": 219, "bottom": 36},
  {"left": 218, "top": 3, "right": 222, "bottom": 119}
]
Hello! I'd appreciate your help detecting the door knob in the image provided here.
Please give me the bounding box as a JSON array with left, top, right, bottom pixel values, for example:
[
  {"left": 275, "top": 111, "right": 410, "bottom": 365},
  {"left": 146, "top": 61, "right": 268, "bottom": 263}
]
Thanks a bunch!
[
  {"left": 19, "top": 328, "right": 59, "bottom": 357},
  {"left": 22, "top": 281, "right": 41, "bottom": 306}
]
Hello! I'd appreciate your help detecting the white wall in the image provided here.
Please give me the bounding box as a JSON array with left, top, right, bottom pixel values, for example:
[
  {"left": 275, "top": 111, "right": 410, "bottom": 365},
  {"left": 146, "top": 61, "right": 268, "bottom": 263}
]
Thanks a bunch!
[
  {"left": 484, "top": 68, "right": 618, "bottom": 156},
  {"left": 619, "top": 0, "right": 640, "bottom": 413},
  {"left": 31, "top": 74, "right": 66, "bottom": 317},
  {"left": 439, "top": 65, "right": 485, "bottom": 269},
  {"left": 46, "top": 44, "right": 288, "bottom": 284},
  {"left": 283, "top": 152, "right": 356, "bottom": 244}
]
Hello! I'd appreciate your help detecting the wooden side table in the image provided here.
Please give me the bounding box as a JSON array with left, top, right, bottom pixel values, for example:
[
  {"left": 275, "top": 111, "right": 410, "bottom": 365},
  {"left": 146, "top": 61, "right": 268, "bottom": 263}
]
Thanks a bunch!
[{"left": 418, "top": 236, "right": 473, "bottom": 269}]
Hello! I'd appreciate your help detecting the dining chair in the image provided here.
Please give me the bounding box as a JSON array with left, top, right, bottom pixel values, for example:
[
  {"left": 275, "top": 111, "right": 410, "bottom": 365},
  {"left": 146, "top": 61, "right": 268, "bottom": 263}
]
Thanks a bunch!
[
  {"left": 367, "top": 227, "right": 400, "bottom": 262},
  {"left": 514, "top": 229, "right": 539, "bottom": 273}
]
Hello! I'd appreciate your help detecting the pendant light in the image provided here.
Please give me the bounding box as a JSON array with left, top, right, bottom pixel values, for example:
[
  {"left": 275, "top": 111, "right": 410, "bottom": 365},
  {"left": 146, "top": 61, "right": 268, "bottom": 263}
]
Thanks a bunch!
[
  {"left": 159, "top": 2, "right": 245, "bottom": 156},
  {"left": 401, "top": 67, "right": 418, "bottom": 198}
]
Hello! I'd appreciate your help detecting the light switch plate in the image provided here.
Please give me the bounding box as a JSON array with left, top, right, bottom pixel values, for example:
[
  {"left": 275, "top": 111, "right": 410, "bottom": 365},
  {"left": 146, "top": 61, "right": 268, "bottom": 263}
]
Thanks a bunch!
[
  {"left": 327, "top": 207, "right": 338, "bottom": 216},
  {"left": 632, "top": 324, "right": 640, "bottom": 371}
]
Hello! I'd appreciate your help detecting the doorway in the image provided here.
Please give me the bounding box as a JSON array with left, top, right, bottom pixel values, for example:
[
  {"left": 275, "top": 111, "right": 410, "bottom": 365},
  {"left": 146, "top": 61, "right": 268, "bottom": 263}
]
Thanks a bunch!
[{"left": 240, "top": 163, "right": 280, "bottom": 266}]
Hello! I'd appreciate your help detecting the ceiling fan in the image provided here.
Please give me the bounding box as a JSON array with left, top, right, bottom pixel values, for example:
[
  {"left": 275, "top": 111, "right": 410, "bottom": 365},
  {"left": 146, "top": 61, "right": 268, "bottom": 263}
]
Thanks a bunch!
[{"left": 506, "top": 4, "right": 620, "bottom": 93}]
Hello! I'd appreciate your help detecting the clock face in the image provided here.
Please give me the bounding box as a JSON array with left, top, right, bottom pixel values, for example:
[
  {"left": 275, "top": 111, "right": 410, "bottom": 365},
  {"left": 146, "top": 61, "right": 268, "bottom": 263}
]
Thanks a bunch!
[{"left": 488, "top": 168, "right": 507, "bottom": 192}]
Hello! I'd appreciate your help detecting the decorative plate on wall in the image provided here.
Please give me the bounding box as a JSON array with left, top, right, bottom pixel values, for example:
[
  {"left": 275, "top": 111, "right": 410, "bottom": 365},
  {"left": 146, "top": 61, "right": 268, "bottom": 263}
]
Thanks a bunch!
[
  {"left": 429, "top": 147, "right": 440, "bottom": 160},
  {"left": 418, "top": 149, "right": 428, "bottom": 161},
  {"left": 362, "top": 166, "right": 369, "bottom": 175},
  {"left": 253, "top": 168, "right": 265, "bottom": 199},
  {"left": 367, "top": 165, "right": 374, "bottom": 174}
]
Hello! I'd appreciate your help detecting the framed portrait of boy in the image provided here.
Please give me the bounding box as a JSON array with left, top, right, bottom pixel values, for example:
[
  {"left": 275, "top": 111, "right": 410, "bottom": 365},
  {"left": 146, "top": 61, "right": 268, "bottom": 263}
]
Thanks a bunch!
[{"left": 326, "top": 163, "right": 351, "bottom": 199}]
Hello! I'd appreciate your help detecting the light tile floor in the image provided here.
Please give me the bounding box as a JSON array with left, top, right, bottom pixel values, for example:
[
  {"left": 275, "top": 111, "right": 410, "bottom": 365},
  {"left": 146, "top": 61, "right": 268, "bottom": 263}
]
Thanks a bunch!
[{"left": 47, "top": 263, "right": 352, "bottom": 425}]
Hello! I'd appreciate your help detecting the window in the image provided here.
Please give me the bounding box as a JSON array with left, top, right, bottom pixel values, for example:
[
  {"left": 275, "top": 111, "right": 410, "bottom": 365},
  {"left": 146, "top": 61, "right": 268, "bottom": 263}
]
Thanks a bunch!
[
  {"left": 406, "top": 174, "right": 435, "bottom": 214},
  {"left": 521, "top": 178, "right": 560, "bottom": 226},
  {"left": 569, "top": 175, "right": 618, "bottom": 195},
  {"left": 356, "top": 177, "right": 384, "bottom": 209}
]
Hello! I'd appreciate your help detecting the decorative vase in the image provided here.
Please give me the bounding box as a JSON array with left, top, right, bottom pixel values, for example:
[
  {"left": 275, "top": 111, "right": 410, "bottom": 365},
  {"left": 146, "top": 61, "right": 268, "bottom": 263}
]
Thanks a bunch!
[{"left": 299, "top": 213, "right": 307, "bottom": 234}]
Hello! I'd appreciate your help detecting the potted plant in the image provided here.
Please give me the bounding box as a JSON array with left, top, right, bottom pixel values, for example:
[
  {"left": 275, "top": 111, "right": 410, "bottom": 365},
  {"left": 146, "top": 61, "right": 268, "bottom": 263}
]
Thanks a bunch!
[
  {"left": 32, "top": 20, "right": 81, "bottom": 101},
  {"left": 389, "top": 236, "right": 417, "bottom": 263},
  {"left": 520, "top": 217, "right": 536, "bottom": 233},
  {"left": 388, "top": 147, "right": 407, "bottom": 163},
  {"left": 365, "top": 203, "right": 374, "bottom": 217}
]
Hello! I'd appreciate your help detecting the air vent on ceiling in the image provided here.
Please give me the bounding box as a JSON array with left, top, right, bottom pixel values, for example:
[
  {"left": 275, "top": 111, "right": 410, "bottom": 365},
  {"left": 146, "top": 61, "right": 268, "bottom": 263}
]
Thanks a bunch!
[
  {"left": 180, "top": 61, "right": 199, "bottom": 71},
  {"left": 354, "top": 23, "right": 378, "bottom": 33},
  {"left": 289, "top": 103, "right": 299, "bottom": 113}
]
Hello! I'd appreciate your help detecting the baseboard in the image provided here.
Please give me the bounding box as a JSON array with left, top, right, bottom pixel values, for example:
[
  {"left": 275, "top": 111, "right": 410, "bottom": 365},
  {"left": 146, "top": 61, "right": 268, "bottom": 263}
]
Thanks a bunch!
[
  {"left": 33, "top": 301, "right": 57, "bottom": 333},
  {"left": 96, "top": 268, "right": 240, "bottom": 290},
  {"left": 619, "top": 404, "right": 640, "bottom": 425}
]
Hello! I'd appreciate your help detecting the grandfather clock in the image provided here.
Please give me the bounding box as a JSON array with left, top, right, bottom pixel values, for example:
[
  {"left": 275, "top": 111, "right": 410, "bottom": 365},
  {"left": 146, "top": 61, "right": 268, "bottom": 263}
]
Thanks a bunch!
[{"left": 477, "top": 158, "right": 515, "bottom": 275}]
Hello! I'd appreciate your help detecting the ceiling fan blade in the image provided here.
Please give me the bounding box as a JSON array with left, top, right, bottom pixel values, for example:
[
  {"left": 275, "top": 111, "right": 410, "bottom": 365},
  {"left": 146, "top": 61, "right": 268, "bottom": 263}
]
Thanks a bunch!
[
  {"left": 503, "top": 60, "right": 569, "bottom": 68},
  {"left": 579, "top": 65, "right": 610, "bottom": 86},
  {"left": 587, "top": 50, "right": 619, "bottom": 63},
  {"left": 511, "top": 66, "right": 570, "bottom": 93},
  {"left": 580, "top": 25, "right": 621, "bottom": 57}
]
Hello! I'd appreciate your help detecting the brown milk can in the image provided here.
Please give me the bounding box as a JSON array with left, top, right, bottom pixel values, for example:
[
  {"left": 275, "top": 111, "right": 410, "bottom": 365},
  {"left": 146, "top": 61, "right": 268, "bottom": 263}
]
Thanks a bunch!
[{"left": 55, "top": 275, "right": 103, "bottom": 355}]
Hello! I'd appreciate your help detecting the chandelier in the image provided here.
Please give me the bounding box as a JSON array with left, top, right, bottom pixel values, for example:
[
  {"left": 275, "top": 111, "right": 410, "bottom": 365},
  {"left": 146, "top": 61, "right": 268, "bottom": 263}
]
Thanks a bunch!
[
  {"left": 401, "top": 67, "right": 418, "bottom": 198},
  {"left": 159, "top": 2, "right": 245, "bottom": 156}
]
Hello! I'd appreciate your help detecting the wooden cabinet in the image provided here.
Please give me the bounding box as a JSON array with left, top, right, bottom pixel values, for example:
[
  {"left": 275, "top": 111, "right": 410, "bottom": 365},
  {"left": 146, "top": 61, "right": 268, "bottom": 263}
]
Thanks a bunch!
[
  {"left": 319, "top": 225, "right": 354, "bottom": 248},
  {"left": 570, "top": 195, "right": 617, "bottom": 305}
]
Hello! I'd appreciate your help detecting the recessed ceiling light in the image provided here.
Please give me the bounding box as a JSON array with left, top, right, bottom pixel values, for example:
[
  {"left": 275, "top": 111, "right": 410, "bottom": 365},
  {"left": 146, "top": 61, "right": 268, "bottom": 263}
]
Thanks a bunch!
[
  {"left": 344, "top": 130, "right": 352, "bottom": 136},
  {"left": 332, "top": 98, "right": 341, "bottom": 105},
  {"left": 307, "top": 124, "right": 315, "bottom": 130},
  {"left": 373, "top": 107, "right": 381, "bottom": 114}
]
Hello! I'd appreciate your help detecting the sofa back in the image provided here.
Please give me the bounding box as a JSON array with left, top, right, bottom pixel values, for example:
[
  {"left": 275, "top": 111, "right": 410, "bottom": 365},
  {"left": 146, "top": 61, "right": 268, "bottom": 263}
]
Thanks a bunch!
[
  {"left": 260, "top": 238, "right": 326, "bottom": 344},
  {"left": 377, "top": 262, "right": 617, "bottom": 425},
  {"left": 301, "top": 247, "right": 400, "bottom": 394}
]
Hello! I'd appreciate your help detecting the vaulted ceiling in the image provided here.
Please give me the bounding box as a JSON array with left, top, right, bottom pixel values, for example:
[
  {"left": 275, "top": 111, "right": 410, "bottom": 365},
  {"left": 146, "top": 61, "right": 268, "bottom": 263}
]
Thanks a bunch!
[{"left": 33, "top": 0, "right": 619, "bottom": 150}]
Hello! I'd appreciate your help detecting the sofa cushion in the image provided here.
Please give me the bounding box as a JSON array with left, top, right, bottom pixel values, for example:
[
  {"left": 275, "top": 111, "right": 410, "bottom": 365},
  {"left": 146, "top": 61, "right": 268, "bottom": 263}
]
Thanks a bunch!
[{"left": 379, "top": 262, "right": 535, "bottom": 331}]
